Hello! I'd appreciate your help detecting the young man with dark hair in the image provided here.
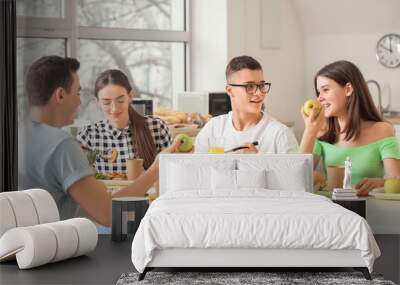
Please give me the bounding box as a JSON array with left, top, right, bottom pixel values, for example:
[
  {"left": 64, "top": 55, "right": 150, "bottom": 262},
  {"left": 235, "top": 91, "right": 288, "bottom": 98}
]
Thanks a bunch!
[
  {"left": 18, "top": 56, "right": 179, "bottom": 226},
  {"left": 195, "top": 55, "right": 299, "bottom": 153}
]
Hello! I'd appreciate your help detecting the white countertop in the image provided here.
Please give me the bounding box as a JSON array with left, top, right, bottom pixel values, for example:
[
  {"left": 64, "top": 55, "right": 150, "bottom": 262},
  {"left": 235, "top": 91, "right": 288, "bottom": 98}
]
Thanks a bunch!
[
  {"left": 366, "top": 197, "right": 400, "bottom": 235},
  {"left": 316, "top": 190, "right": 400, "bottom": 234}
]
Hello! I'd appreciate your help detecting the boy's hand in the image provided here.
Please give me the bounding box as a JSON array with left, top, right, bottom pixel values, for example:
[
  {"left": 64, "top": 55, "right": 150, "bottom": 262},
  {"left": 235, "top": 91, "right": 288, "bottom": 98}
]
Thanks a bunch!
[{"left": 234, "top": 143, "right": 258, "bottom": 154}]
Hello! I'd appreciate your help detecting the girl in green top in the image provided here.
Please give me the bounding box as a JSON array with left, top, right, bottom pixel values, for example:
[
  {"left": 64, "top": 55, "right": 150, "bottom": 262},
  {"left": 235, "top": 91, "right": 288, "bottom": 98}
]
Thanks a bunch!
[{"left": 300, "top": 60, "right": 400, "bottom": 196}]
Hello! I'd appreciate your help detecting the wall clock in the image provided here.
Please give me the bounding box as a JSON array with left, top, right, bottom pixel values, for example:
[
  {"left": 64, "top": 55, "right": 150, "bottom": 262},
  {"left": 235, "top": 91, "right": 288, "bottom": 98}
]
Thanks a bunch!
[{"left": 376, "top": 33, "right": 400, "bottom": 68}]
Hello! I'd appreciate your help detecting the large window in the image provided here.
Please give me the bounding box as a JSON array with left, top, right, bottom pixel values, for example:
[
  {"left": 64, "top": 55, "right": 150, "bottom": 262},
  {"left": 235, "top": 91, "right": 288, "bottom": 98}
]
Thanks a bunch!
[
  {"left": 78, "top": 0, "right": 185, "bottom": 31},
  {"left": 17, "top": 0, "right": 64, "bottom": 18},
  {"left": 17, "top": 38, "right": 66, "bottom": 122},
  {"left": 17, "top": 0, "right": 189, "bottom": 123}
]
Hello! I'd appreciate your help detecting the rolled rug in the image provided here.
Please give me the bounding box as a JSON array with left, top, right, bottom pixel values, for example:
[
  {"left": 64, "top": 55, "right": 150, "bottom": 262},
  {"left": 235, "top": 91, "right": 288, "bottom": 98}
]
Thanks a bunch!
[
  {"left": 63, "top": 218, "right": 98, "bottom": 257},
  {"left": 0, "top": 189, "right": 60, "bottom": 238},
  {"left": 0, "top": 196, "right": 16, "bottom": 237},
  {"left": 0, "top": 191, "right": 39, "bottom": 228},
  {"left": 42, "top": 221, "right": 79, "bottom": 262},
  {"left": 24, "top": 189, "right": 60, "bottom": 224},
  {"left": 0, "top": 225, "right": 57, "bottom": 268},
  {"left": 0, "top": 218, "right": 98, "bottom": 269}
]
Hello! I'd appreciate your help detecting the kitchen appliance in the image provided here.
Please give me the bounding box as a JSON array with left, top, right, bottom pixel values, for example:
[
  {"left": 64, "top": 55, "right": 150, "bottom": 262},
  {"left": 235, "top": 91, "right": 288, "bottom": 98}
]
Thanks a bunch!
[
  {"left": 176, "top": 92, "right": 232, "bottom": 116},
  {"left": 367, "top": 80, "right": 391, "bottom": 115},
  {"left": 132, "top": 99, "right": 153, "bottom": 116},
  {"left": 209, "top": 92, "right": 232, "bottom": 116}
]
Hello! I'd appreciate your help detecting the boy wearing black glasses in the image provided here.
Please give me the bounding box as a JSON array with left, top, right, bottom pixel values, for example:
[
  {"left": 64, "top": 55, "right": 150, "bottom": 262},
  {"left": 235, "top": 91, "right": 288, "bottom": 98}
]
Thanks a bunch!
[{"left": 195, "top": 55, "right": 299, "bottom": 154}]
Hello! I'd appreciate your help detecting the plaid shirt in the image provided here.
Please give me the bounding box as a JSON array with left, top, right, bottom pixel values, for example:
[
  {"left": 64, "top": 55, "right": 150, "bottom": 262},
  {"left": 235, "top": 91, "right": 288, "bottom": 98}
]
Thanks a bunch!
[{"left": 77, "top": 117, "right": 171, "bottom": 174}]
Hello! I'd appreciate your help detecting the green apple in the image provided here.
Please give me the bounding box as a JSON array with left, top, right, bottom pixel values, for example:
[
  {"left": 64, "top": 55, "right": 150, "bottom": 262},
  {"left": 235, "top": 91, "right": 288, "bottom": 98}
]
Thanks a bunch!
[
  {"left": 303, "top": 99, "right": 322, "bottom": 117},
  {"left": 176, "top": 133, "right": 193, "bottom": 152},
  {"left": 384, "top": 178, "right": 400, "bottom": 193}
]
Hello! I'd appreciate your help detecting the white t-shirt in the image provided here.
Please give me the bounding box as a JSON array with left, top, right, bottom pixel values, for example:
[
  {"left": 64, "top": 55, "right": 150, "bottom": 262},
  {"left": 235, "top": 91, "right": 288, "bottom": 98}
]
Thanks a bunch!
[{"left": 194, "top": 111, "right": 299, "bottom": 153}]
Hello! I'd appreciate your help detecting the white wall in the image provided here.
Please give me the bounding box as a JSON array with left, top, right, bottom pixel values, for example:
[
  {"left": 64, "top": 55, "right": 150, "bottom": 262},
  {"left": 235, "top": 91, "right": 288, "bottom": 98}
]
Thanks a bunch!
[
  {"left": 190, "top": 0, "right": 228, "bottom": 92},
  {"left": 226, "top": 0, "right": 306, "bottom": 139}
]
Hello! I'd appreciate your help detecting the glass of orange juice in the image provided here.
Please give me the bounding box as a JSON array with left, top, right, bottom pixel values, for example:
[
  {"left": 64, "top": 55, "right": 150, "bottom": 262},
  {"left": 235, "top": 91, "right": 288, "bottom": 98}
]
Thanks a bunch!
[{"left": 208, "top": 137, "right": 225, "bottom": 154}]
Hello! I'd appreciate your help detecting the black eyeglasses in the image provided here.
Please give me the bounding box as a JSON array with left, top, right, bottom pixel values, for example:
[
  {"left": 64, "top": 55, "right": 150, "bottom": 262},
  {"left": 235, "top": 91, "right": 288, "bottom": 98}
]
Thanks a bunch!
[{"left": 228, "top": 82, "right": 271, "bottom": 94}]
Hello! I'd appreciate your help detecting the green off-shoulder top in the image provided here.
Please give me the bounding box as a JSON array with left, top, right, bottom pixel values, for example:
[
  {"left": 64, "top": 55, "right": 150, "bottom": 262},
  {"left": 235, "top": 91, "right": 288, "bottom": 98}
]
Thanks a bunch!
[{"left": 313, "top": 136, "right": 400, "bottom": 186}]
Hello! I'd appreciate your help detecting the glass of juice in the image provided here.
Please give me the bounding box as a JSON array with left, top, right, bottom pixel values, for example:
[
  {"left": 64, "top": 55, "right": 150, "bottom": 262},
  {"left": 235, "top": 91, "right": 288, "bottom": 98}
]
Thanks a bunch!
[{"left": 208, "top": 137, "right": 225, "bottom": 154}]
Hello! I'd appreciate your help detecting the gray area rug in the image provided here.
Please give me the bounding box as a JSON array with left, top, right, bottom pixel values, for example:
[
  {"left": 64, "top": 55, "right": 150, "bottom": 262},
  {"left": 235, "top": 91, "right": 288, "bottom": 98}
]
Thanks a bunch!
[{"left": 116, "top": 271, "right": 396, "bottom": 285}]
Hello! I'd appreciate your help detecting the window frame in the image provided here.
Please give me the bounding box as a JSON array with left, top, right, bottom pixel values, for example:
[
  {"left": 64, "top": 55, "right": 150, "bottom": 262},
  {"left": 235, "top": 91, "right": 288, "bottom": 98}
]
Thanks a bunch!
[{"left": 16, "top": 0, "right": 191, "bottom": 93}]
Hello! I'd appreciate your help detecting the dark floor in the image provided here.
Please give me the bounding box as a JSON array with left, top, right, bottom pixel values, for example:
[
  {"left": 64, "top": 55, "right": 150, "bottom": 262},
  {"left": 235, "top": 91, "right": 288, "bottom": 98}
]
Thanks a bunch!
[
  {"left": 374, "top": 234, "right": 400, "bottom": 284},
  {"left": 0, "top": 235, "right": 398, "bottom": 285},
  {"left": 0, "top": 236, "right": 134, "bottom": 285}
]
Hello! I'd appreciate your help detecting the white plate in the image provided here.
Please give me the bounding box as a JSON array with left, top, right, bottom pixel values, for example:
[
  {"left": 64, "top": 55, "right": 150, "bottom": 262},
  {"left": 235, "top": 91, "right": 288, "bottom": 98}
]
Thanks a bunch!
[
  {"left": 369, "top": 188, "right": 400, "bottom": 200},
  {"left": 169, "top": 124, "right": 200, "bottom": 138},
  {"left": 98, "top": 180, "right": 134, "bottom": 187}
]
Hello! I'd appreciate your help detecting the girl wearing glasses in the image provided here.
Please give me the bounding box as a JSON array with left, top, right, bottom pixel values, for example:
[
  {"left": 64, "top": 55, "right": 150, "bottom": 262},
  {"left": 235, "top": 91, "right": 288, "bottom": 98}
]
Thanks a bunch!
[
  {"left": 300, "top": 60, "right": 400, "bottom": 196},
  {"left": 195, "top": 55, "right": 299, "bottom": 154},
  {"left": 77, "top": 69, "right": 171, "bottom": 176}
]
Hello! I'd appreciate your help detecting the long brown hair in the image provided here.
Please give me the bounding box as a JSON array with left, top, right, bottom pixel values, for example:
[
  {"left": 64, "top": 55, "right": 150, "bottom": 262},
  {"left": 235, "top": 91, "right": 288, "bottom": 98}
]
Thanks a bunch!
[
  {"left": 316, "top": 60, "right": 383, "bottom": 144},
  {"left": 94, "top": 69, "right": 156, "bottom": 169}
]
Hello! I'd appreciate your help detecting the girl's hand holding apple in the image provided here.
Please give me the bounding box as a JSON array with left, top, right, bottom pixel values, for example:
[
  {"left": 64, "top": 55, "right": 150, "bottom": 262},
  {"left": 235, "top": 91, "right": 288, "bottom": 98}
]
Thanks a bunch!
[
  {"left": 167, "top": 137, "right": 184, "bottom": 153},
  {"left": 299, "top": 99, "right": 326, "bottom": 155},
  {"left": 153, "top": 134, "right": 193, "bottom": 165},
  {"left": 301, "top": 99, "right": 325, "bottom": 134},
  {"left": 151, "top": 138, "right": 183, "bottom": 169}
]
